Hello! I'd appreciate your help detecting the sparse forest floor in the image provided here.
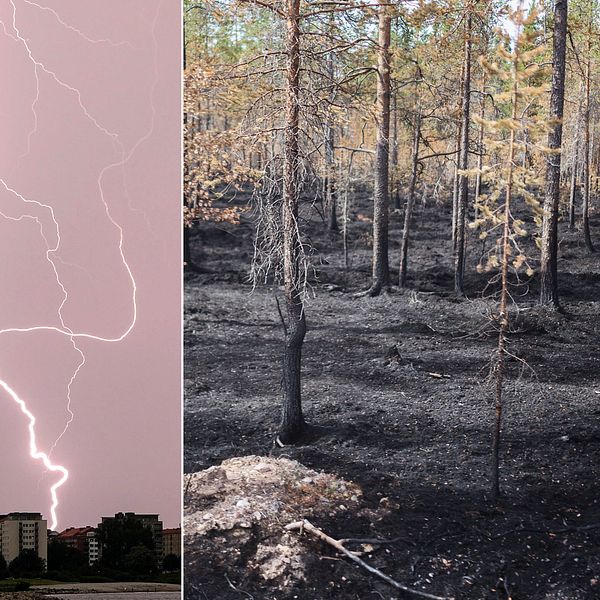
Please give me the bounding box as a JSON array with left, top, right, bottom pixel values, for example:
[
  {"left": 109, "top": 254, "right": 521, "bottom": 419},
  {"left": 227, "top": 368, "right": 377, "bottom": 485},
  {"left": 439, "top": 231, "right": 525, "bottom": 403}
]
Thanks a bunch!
[{"left": 184, "top": 193, "right": 600, "bottom": 600}]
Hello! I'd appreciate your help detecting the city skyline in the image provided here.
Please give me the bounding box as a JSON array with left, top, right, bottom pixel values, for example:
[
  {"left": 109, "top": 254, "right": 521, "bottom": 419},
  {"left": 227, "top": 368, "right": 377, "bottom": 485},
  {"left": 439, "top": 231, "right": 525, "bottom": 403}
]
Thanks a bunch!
[
  {"left": 1, "top": 511, "right": 181, "bottom": 575},
  {"left": 0, "top": 509, "right": 181, "bottom": 532}
]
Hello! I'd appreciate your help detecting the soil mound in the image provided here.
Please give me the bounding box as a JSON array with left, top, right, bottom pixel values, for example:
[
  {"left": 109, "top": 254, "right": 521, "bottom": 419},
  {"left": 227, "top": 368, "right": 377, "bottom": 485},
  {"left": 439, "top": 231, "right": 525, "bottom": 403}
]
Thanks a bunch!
[{"left": 184, "top": 455, "right": 362, "bottom": 589}]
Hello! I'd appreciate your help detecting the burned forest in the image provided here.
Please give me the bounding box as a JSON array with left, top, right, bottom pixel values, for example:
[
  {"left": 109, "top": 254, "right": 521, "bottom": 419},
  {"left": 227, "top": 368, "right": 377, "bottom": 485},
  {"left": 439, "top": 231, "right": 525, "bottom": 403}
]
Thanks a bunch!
[{"left": 184, "top": 1, "right": 600, "bottom": 598}]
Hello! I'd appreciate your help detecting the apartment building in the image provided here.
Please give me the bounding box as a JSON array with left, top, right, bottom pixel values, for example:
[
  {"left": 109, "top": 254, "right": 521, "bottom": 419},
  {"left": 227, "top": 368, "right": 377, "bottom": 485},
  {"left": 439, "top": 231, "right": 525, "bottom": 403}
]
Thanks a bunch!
[
  {"left": 99, "top": 513, "right": 163, "bottom": 559},
  {"left": 56, "top": 526, "right": 100, "bottom": 566},
  {"left": 87, "top": 529, "right": 100, "bottom": 566},
  {"left": 0, "top": 512, "right": 47, "bottom": 564},
  {"left": 162, "top": 527, "right": 181, "bottom": 557}
]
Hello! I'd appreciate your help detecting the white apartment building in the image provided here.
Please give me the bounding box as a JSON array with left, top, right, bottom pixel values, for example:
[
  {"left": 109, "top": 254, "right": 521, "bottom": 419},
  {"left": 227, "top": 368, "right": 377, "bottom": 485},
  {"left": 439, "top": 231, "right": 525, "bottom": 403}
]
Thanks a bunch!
[
  {"left": 0, "top": 512, "right": 47, "bottom": 564},
  {"left": 56, "top": 526, "right": 101, "bottom": 566},
  {"left": 87, "top": 529, "right": 100, "bottom": 566}
]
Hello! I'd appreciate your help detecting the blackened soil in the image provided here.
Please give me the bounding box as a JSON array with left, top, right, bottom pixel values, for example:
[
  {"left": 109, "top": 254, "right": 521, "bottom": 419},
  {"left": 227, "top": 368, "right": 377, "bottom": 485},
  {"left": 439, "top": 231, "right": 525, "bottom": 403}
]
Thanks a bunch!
[{"left": 185, "top": 193, "right": 600, "bottom": 600}]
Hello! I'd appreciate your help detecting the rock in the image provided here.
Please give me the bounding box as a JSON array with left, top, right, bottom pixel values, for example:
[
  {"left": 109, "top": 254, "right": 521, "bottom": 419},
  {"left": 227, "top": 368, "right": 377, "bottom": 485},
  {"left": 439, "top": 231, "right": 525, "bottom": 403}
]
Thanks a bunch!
[{"left": 184, "top": 455, "right": 363, "bottom": 592}]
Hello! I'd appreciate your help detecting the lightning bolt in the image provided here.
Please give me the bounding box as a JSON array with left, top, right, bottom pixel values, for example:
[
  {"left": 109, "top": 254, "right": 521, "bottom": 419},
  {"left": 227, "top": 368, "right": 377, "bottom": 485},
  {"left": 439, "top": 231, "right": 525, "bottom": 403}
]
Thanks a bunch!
[
  {"left": 19, "top": 0, "right": 134, "bottom": 49},
  {"left": 0, "top": 0, "right": 161, "bottom": 531},
  {"left": 0, "top": 379, "right": 68, "bottom": 531}
]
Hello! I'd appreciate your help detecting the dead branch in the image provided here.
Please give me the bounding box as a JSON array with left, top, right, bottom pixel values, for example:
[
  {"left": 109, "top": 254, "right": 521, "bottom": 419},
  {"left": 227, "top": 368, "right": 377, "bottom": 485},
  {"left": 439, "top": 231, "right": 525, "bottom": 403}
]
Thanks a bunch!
[
  {"left": 274, "top": 293, "right": 288, "bottom": 335},
  {"left": 285, "top": 519, "right": 454, "bottom": 600},
  {"left": 224, "top": 573, "right": 255, "bottom": 599},
  {"left": 335, "top": 145, "right": 375, "bottom": 155},
  {"left": 340, "top": 535, "right": 415, "bottom": 547}
]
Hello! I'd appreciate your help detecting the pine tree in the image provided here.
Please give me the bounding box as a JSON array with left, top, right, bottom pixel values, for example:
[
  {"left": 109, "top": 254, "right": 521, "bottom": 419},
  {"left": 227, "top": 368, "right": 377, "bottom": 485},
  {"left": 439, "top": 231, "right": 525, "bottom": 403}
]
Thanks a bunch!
[{"left": 465, "top": 2, "right": 554, "bottom": 497}]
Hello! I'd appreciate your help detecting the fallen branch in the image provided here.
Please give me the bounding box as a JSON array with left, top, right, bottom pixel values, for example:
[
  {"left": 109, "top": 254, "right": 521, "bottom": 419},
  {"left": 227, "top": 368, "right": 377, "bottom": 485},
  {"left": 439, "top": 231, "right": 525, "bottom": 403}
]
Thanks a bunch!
[
  {"left": 427, "top": 372, "right": 451, "bottom": 379},
  {"left": 340, "top": 536, "right": 415, "bottom": 547},
  {"left": 285, "top": 519, "right": 454, "bottom": 600},
  {"left": 225, "top": 573, "right": 255, "bottom": 600}
]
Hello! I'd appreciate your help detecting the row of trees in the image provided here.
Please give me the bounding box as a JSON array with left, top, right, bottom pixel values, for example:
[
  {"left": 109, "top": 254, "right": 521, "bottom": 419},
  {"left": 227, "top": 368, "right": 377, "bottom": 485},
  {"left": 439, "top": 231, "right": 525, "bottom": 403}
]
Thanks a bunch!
[
  {"left": 0, "top": 545, "right": 178, "bottom": 581},
  {"left": 0, "top": 549, "right": 45, "bottom": 579},
  {"left": 186, "top": 0, "right": 597, "bottom": 495}
]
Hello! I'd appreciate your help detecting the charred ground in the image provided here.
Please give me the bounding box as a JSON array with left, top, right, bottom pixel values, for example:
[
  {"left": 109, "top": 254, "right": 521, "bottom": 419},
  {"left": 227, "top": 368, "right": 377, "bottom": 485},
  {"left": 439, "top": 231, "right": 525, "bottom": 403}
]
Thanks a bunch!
[{"left": 185, "top": 193, "right": 600, "bottom": 600}]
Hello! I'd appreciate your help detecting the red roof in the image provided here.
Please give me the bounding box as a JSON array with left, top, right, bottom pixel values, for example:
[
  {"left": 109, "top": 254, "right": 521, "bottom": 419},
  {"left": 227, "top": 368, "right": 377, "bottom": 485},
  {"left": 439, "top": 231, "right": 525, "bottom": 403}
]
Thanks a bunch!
[{"left": 57, "top": 526, "right": 95, "bottom": 538}]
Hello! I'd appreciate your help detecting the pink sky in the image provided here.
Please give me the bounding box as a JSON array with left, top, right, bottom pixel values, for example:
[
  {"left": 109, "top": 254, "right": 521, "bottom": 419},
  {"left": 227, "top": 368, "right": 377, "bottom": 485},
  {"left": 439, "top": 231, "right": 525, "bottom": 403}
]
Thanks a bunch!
[{"left": 0, "top": 0, "right": 181, "bottom": 529}]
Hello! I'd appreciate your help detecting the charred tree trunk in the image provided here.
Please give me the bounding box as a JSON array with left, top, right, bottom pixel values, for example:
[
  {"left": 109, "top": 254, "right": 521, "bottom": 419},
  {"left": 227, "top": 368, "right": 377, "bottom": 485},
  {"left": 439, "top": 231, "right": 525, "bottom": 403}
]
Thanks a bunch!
[
  {"left": 474, "top": 72, "right": 487, "bottom": 219},
  {"left": 343, "top": 151, "right": 355, "bottom": 273},
  {"left": 492, "top": 51, "right": 519, "bottom": 501},
  {"left": 325, "top": 30, "right": 338, "bottom": 232},
  {"left": 326, "top": 174, "right": 338, "bottom": 231},
  {"left": 454, "top": 11, "right": 472, "bottom": 295},
  {"left": 392, "top": 17, "right": 401, "bottom": 211},
  {"left": 539, "top": 0, "right": 567, "bottom": 308},
  {"left": 398, "top": 103, "right": 421, "bottom": 288},
  {"left": 583, "top": 33, "right": 595, "bottom": 253},
  {"left": 569, "top": 93, "right": 583, "bottom": 229},
  {"left": 452, "top": 62, "right": 465, "bottom": 253},
  {"left": 391, "top": 88, "right": 400, "bottom": 210},
  {"left": 368, "top": 9, "right": 392, "bottom": 296},
  {"left": 569, "top": 161, "right": 578, "bottom": 229},
  {"left": 279, "top": 0, "right": 307, "bottom": 444}
]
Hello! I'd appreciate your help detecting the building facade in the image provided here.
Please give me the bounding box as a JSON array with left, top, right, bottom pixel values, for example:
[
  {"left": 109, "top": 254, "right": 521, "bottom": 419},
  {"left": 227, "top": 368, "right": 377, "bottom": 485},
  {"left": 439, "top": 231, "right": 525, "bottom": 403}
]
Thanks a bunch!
[
  {"left": 162, "top": 527, "right": 181, "bottom": 558},
  {"left": 99, "top": 513, "right": 163, "bottom": 559},
  {"left": 56, "top": 526, "right": 100, "bottom": 566},
  {"left": 87, "top": 529, "right": 100, "bottom": 566},
  {"left": 0, "top": 512, "right": 48, "bottom": 564}
]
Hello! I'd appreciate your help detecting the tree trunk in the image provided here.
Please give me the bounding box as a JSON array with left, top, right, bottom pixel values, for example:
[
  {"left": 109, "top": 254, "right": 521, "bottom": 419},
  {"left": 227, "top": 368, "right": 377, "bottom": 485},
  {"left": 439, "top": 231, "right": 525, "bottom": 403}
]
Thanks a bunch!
[
  {"left": 391, "top": 17, "right": 400, "bottom": 211},
  {"left": 569, "top": 161, "right": 578, "bottom": 229},
  {"left": 452, "top": 62, "right": 465, "bottom": 253},
  {"left": 583, "top": 32, "right": 595, "bottom": 253},
  {"left": 398, "top": 106, "right": 421, "bottom": 288},
  {"left": 569, "top": 92, "right": 583, "bottom": 229},
  {"left": 392, "top": 88, "right": 400, "bottom": 210},
  {"left": 474, "top": 72, "right": 487, "bottom": 219},
  {"left": 539, "top": 0, "right": 568, "bottom": 308},
  {"left": 368, "top": 8, "right": 392, "bottom": 296},
  {"left": 343, "top": 152, "right": 355, "bottom": 273},
  {"left": 324, "top": 112, "right": 336, "bottom": 233},
  {"left": 492, "top": 48, "right": 519, "bottom": 501},
  {"left": 326, "top": 174, "right": 338, "bottom": 231},
  {"left": 454, "top": 11, "right": 472, "bottom": 296},
  {"left": 279, "top": 0, "right": 307, "bottom": 444},
  {"left": 451, "top": 160, "right": 459, "bottom": 250},
  {"left": 325, "top": 28, "right": 338, "bottom": 232}
]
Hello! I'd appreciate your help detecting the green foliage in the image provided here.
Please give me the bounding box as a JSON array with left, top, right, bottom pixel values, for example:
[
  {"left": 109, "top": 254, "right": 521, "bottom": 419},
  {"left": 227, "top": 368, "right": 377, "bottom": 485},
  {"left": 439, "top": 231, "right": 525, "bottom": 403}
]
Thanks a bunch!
[
  {"left": 96, "top": 515, "right": 155, "bottom": 572},
  {"left": 8, "top": 549, "right": 45, "bottom": 578},
  {"left": 185, "top": 0, "right": 278, "bottom": 64},
  {"left": 122, "top": 545, "right": 157, "bottom": 575},
  {"left": 155, "top": 571, "right": 182, "bottom": 585},
  {"left": 0, "top": 580, "right": 32, "bottom": 592},
  {"left": 14, "top": 581, "right": 30, "bottom": 591},
  {"left": 47, "top": 540, "right": 87, "bottom": 574},
  {"left": 162, "top": 553, "right": 181, "bottom": 572},
  {"left": 0, "top": 580, "right": 31, "bottom": 592}
]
